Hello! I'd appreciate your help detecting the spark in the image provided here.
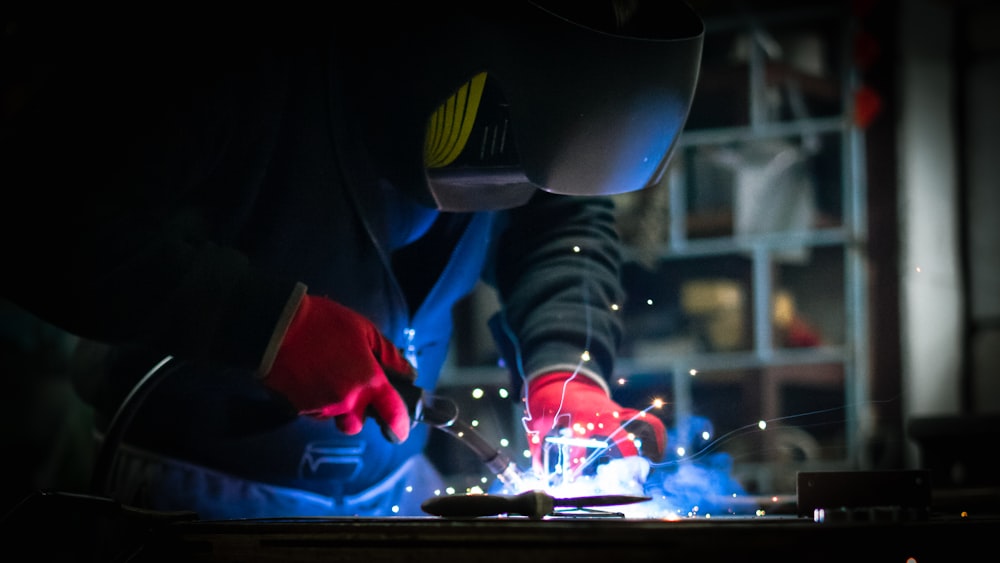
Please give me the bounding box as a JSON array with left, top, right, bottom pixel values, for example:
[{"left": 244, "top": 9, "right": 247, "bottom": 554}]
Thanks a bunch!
[
  {"left": 689, "top": 369, "right": 698, "bottom": 376},
  {"left": 445, "top": 487, "right": 456, "bottom": 495},
  {"left": 617, "top": 378, "right": 626, "bottom": 385},
  {"left": 405, "top": 486, "right": 413, "bottom": 493},
  {"left": 652, "top": 398, "right": 664, "bottom": 409},
  {"left": 500, "top": 438, "right": 509, "bottom": 447},
  {"left": 676, "top": 447, "right": 686, "bottom": 457},
  {"left": 471, "top": 388, "right": 485, "bottom": 399},
  {"left": 915, "top": 266, "right": 922, "bottom": 273},
  {"left": 471, "top": 419, "right": 479, "bottom": 427},
  {"left": 391, "top": 505, "right": 400, "bottom": 514},
  {"left": 580, "top": 350, "right": 591, "bottom": 362},
  {"left": 522, "top": 449, "right": 531, "bottom": 459},
  {"left": 498, "top": 388, "right": 509, "bottom": 399},
  {"left": 646, "top": 298, "right": 654, "bottom": 306},
  {"left": 572, "top": 245, "right": 581, "bottom": 253},
  {"left": 758, "top": 420, "right": 767, "bottom": 430},
  {"left": 701, "top": 431, "right": 711, "bottom": 441},
  {"left": 610, "top": 303, "right": 620, "bottom": 311}
]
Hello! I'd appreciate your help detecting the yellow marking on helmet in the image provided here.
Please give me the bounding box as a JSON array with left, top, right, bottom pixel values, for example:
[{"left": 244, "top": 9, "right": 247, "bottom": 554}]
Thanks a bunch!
[{"left": 424, "top": 72, "right": 487, "bottom": 168}]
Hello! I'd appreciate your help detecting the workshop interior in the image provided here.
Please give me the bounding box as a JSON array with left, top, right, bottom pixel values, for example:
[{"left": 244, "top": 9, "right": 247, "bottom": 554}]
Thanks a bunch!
[{"left": 2, "top": 0, "right": 1000, "bottom": 561}]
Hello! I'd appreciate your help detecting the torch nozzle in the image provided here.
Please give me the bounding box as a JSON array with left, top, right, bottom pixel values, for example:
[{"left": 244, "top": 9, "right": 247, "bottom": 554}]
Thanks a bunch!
[
  {"left": 435, "top": 416, "right": 526, "bottom": 490},
  {"left": 385, "top": 372, "right": 525, "bottom": 489},
  {"left": 493, "top": 459, "right": 527, "bottom": 491}
]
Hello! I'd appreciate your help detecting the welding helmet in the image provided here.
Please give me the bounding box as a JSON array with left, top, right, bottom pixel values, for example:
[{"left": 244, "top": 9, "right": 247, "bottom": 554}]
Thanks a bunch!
[{"left": 342, "top": 0, "right": 704, "bottom": 212}]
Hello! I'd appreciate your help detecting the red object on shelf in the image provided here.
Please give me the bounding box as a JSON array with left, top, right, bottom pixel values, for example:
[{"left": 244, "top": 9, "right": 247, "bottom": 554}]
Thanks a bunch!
[{"left": 853, "top": 85, "right": 883, "bottom": 128}]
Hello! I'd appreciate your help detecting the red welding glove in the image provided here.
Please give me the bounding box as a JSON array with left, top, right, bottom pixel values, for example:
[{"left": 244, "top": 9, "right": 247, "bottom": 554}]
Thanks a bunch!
[
  {"left": 264, "top": 294, "right": 416, "bottom": 443},
  {"left": 524, "top": 371, "right": 666, "bottom": 476}
]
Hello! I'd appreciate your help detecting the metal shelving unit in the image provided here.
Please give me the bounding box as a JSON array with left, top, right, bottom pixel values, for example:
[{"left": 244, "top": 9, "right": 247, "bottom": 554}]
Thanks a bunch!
[{"left": 614, "top": 2, "right": 869, "bottom": 493}]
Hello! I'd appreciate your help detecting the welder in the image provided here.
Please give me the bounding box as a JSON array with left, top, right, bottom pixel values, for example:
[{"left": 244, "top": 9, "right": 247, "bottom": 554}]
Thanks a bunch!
[{"left": 1, "top": 2, "right": 703, "bottom": 518}]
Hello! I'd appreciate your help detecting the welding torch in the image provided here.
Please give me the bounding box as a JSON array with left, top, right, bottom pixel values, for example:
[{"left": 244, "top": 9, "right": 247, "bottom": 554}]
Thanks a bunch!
[{"left": 380, "top": 371, "right": 526, "bottom": 490}]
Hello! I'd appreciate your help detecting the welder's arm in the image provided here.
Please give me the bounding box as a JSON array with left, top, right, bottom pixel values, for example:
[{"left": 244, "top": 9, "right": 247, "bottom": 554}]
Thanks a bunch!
[
  {"left": 523, "top": 371, "right": 666, "bottom": 474},
  {"left": 261, "top": 291, "right": 417, "bottom": 442},
  {"left": 486, "top": 192, "right": 663, "bottom": 472}
]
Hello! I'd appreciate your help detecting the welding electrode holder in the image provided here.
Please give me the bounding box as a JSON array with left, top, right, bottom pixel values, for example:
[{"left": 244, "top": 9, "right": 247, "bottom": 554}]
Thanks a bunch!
[
  {"left": 380, "top": 370, "right": 459, "bottom": 429},
  {"left": 420, "top": 490, "right": 653, "bottom": 520}
]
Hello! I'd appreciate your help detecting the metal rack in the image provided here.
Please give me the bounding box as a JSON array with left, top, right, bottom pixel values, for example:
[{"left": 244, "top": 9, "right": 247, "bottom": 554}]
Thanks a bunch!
[{"left": 614, "top": 2, "right": 869, "bottom": 492}]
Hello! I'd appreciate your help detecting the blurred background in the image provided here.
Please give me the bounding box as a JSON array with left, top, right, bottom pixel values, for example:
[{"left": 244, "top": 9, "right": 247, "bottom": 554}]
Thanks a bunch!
[
  {"left": 3, "top": 0, "right": 998, "bottom": 511},
  {"left": 433, "top": 0, "right": 1000, "bottom": 498}
]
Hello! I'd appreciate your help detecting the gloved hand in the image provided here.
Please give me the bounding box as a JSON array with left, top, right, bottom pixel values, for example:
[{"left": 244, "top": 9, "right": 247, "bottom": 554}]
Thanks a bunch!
[
  {"left": 264, "top": 294, "right": 416, "bottom": 443},
  {"left": 523, "top": 371, "right": 666, "bottom": 476}
]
